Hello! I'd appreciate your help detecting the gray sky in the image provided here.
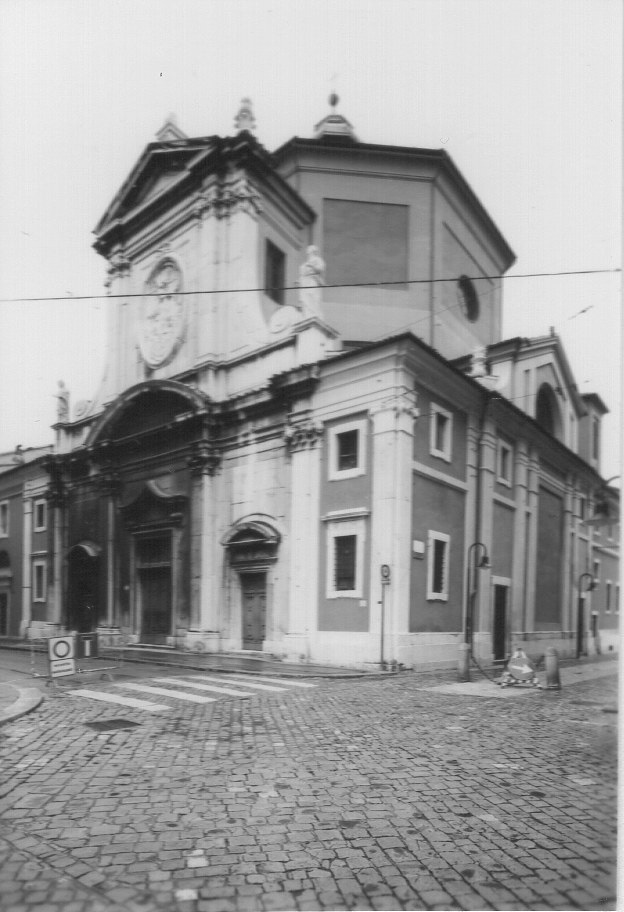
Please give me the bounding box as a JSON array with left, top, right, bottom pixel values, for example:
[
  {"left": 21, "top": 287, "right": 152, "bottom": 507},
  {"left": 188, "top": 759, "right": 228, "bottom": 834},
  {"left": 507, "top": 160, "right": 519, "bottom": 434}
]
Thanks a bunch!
[{"left": 0, "top": 0, "right": 621, "bottom": 480}]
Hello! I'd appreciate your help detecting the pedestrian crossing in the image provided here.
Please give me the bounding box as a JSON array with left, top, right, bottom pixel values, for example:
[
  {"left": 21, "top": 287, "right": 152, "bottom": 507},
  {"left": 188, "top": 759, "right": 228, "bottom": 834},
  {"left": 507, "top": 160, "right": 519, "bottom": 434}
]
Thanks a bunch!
[{"left": 69, "top": 672, "right": 317, "bottom": 714}]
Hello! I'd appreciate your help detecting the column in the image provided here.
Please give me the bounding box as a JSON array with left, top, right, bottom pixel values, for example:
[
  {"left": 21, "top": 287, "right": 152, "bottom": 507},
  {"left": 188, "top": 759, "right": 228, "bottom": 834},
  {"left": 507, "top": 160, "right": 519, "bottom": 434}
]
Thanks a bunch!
[
  {"left": 524, "top": 448, "right": 540, "bottom": 632},
  {"left": 285, "top": 421, "right": 323, "bottom": 658},
  {"left": 369, "top": 402, "right": 417, "bottom": 663}
]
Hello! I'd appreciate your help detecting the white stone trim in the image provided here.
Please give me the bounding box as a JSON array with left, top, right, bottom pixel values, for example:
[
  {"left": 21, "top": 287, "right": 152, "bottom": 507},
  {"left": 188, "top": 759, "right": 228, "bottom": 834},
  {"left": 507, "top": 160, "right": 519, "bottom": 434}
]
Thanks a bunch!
[
  {"left": 326, "top": 517, "right": 366, "bottom": 599},
  {"left": 33, "top": 559, "right": 47, "bottom": 602},
  {"left": 412, "top": 460, "right": 468, "bottom": 491},
  {"left": 33, "top": 499, "right": 47, "bottom": 532},
  {"left": 328, "top": 419, "right": 367, "bottom": 480}
]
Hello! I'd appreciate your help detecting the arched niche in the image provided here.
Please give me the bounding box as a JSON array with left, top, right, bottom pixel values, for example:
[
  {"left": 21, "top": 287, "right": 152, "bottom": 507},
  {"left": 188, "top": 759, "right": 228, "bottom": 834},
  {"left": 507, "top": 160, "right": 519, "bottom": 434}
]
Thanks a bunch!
[{"left": 536, "top": 383, "right": 563, "bottom": 441}]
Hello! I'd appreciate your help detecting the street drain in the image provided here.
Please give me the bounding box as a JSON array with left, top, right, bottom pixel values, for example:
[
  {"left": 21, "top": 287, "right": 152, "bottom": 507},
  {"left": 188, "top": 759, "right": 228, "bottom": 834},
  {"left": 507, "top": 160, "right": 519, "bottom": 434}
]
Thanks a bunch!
[{"left": 84, "top": 719, "right": 141, "bottom": 732}]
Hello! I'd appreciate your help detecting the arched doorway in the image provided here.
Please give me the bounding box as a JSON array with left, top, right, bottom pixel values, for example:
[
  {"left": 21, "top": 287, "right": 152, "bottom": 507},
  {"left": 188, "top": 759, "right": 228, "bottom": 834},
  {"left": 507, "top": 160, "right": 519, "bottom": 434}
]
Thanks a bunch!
[{"left": 67, "top": 542, "right": 101, "bottom": 632}]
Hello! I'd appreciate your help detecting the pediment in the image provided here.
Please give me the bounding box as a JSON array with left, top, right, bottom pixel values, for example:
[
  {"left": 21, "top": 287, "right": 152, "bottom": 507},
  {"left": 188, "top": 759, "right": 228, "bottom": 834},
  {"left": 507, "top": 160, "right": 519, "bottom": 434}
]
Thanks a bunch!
[{"left": 94, "top": 140, "right": 215, "bottom": 237}]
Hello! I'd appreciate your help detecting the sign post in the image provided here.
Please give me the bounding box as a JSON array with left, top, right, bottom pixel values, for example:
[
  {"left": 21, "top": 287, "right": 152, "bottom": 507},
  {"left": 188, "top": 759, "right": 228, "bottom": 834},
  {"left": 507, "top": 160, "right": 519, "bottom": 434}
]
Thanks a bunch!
[
  {"left": 379, "top": 564, "right": 391, "bottom": 667},
  {"left": 48, "top": 636, "right": 76, "bottom": 678}
]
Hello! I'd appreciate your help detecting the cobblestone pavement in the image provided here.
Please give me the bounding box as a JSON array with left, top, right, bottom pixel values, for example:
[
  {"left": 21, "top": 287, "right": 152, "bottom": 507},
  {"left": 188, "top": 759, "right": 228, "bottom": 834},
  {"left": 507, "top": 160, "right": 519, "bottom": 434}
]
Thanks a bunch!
[{"left": 0, "top": 663, "right": 617, "bottom": 911}]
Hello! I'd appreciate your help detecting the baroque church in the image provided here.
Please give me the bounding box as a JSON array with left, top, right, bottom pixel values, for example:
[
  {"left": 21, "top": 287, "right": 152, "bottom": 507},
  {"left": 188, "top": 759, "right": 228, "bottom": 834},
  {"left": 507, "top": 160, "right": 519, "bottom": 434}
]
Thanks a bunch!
[{"left": 26, "top": 98, "right": 617, "bottom": 668}]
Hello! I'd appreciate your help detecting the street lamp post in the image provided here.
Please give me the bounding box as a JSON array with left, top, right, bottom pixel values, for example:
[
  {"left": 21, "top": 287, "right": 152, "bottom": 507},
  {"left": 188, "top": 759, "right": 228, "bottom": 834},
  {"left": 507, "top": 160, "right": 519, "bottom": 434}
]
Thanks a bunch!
[
  {"left": 576, "top": 571, "right": 596, "bottom": 658},
  {"left": 465, "top": 541, "right": 490, "bottom": 656}
]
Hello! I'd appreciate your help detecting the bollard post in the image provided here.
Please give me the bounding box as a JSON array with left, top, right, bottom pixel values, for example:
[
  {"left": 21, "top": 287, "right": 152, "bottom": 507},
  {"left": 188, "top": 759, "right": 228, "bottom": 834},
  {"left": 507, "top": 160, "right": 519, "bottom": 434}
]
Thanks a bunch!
[
  {"left": 457, "top": 643, "right": 470, "bottom": 682},
  {"left": 544, "top": 647, "right": 561, "bottom": 690}
]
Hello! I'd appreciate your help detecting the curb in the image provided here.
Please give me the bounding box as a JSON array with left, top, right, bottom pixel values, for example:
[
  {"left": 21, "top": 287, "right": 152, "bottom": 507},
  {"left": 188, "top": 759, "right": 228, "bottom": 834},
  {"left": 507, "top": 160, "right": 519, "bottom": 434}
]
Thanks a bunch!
[{"left": 0, "top": 685, "right": 44, "bottom": 726}]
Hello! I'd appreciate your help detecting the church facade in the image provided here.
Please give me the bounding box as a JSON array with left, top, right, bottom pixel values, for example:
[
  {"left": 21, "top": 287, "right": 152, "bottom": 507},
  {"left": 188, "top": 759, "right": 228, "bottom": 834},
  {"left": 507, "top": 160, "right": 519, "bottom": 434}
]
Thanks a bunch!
[{"left": 30, "top": 100, "right": 617, "bottom": 668}]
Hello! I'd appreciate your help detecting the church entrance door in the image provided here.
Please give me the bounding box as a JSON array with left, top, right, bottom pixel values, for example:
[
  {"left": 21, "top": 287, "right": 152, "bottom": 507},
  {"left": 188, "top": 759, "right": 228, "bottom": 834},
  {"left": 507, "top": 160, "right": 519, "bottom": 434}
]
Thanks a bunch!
[
  {"left": 136, "top": 533, "right": 173, "bottom": 644},
  {"left": 241, "top": 572, "right": 266, "bottom": 650}
]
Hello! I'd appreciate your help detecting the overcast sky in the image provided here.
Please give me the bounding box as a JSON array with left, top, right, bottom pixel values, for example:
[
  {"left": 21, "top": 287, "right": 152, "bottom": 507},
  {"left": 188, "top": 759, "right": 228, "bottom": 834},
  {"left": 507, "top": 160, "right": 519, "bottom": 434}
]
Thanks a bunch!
[{"left": 0, "top": 0, "right": 621, "bottom": 480}]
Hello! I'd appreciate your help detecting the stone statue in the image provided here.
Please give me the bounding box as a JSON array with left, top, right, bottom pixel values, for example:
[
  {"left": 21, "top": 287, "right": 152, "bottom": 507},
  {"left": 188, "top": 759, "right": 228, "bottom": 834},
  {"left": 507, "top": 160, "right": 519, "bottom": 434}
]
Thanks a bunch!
[
  {"left": 55, "top": 380, "right": 70, "bottom": 422},
  {"left": 298, "top": 245, "right": 325, "bottom": 319}
]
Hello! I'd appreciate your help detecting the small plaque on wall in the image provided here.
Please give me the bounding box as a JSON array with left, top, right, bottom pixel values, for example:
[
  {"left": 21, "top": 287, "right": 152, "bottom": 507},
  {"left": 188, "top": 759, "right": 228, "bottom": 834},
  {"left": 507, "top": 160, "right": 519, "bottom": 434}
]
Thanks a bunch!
[{"left": 412, "top": 540, "right": 425, "bottom": 559}]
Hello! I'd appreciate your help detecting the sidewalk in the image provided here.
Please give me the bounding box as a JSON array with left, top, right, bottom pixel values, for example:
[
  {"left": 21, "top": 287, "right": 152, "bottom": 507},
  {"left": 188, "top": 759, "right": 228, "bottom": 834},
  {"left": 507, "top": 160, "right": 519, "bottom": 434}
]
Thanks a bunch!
[{"left": 0, "top": 681, "right": 43, "bottom": 725}]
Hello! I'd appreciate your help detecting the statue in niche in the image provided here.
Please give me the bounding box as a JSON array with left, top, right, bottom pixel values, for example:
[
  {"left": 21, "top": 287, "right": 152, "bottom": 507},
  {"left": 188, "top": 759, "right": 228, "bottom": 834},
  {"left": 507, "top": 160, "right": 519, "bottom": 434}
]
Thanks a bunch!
[
  {"left": 55, "top": 380, "right": 70, "bottom": 422},
  {"left": 297, "top": 245, "right": 325, "bottom": 319}
]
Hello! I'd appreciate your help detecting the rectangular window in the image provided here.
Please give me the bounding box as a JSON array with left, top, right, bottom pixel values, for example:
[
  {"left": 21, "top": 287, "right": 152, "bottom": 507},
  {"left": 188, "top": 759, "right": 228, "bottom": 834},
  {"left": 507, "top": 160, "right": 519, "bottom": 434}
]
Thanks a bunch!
[
  {"left": 427, "top": 531, "right": 450, "bottom": 601},
  {"left": 430, "top": 404, "right": 452, "bottom": 462},
  {"left": 34, "top": 499, "right": 47, "bottom": 532},
  {"left": 33, "top": 561, "right": 47, "bottom": 602},
  {"left": 593, "top": 560, "right": 601, "bottom": 591},
  {"left": 337, "top": 429, "right": 358, "bottom": 471},
  {"left": 0, "top": 502, "right": 8, "bottom": 537},
  {"left": 334, "top": 535, "right": 357, "bottom": 591},
  {"left": 578, "top": 496, "right": 586, "bottom": 521},
  {"left": 616, "top": 585, "right": 620, "bottom": 614},
  {"left": 327, "top": 519, "right": 365, "bottom": 598},
  {"left": 328, "top": 419, "right": 367, "bottom": 480},
  {"left": 605, "top": 581, "right": 612, "bottom": 613},
  {"left": 265, "top": 240, "right": 285, "bottom": 305},
  {"left": 497, "top": 440, "right": 513, "bottom": 486},
  {"left": 592, "top": 415, "right": 600, "bottom": 461}
]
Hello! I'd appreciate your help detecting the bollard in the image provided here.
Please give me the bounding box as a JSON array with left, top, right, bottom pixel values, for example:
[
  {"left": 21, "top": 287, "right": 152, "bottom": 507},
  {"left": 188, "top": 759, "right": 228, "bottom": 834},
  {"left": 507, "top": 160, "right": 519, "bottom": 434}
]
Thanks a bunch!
[
  {"left": 457, "top": 643, "right": 470, "bottom": 682},
  {"left": 544, "top": 647, "right": 561, "bottom": 690}
]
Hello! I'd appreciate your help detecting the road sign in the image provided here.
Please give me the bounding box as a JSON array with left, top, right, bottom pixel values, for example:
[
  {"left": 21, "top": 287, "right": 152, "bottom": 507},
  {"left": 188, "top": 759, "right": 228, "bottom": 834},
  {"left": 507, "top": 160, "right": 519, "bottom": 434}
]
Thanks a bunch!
[{"left": 48, "top": 636, "right": 76, "bottom": 678}]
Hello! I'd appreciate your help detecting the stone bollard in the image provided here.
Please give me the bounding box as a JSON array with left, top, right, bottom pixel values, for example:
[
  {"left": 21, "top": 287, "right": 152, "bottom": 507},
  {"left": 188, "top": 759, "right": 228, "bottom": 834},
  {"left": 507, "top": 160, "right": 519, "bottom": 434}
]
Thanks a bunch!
[
  {"left": 457, "top": 643, "right": 470, "bottom": 682},
  {"left": 544, "top": 647, "right": 561, "bottom": 690}
]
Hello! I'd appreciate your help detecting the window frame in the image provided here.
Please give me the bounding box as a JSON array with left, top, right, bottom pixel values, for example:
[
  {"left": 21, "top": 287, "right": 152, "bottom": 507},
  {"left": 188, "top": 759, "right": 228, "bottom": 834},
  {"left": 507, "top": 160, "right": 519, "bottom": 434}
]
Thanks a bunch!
[
  {"left": 33, "top": 560, "right": 47, "bottom": 602},
  {"left": 34, "top": 499, "right": 47, "bottom": 533},
  {"left": 430, "top": 403, "right": 453, "bottom": 463},
  {"left": 426, "top": 530, "right": 450, "bottom": 602},
  {"left": 0, "top": 501, "right": 8, "bottom": 538},
  {"left": 326, "top": 518, "right": 365, "bottom": 599},
  {"left": 328, "top": 419, "right": 367, "bottom": 481},
  {"left": 497, "top": 439, "right": 513, "bottom": 487}
]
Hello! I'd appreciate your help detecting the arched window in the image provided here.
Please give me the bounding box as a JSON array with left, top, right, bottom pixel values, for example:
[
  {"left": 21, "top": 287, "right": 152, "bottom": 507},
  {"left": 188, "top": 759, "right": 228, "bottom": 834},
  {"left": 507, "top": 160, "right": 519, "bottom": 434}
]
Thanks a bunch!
[{"left": 536, "top": 383, "right": 563, "bottom": 441}]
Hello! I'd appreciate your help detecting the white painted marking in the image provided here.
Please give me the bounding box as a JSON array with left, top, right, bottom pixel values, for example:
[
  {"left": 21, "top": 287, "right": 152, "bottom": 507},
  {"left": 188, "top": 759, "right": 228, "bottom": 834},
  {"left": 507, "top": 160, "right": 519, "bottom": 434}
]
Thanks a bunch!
[
  {"left": 188, "top": 674, "right": 288, "bottom": 693},
  {"left": 116, "top": 683, "right": 216, "bottom": 704},
  {"left": 152, "top": 677, "right": 253, "bottom": 698},
  {"left": 70, "top": 689, "right": 168, "bottom": 711},
  {"left": 223, "top": 674, "right": 317, "bottom": 688}
]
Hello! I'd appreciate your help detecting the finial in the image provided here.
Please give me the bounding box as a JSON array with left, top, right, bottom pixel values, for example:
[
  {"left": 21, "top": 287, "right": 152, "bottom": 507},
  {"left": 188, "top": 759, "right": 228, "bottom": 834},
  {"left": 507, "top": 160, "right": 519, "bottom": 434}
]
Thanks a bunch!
[
  {"left": 234, "top": 97, "right": 256, "bottom": 134},
  {"left": 155, "top": 114, "right": 187, "bottom": 142},
  {"left": 314, "top": 94, "right": 357, "bottom": 141},
  {"left": 329, "top": 92, "right": 339, "bottom": 109}
]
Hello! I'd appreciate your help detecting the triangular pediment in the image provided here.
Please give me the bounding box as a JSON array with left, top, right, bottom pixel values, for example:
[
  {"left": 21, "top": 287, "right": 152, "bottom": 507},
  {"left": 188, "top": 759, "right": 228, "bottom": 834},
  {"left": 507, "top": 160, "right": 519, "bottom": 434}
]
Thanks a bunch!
[{"left": 94, "top": 140, "right": 216, "bottom": 236}]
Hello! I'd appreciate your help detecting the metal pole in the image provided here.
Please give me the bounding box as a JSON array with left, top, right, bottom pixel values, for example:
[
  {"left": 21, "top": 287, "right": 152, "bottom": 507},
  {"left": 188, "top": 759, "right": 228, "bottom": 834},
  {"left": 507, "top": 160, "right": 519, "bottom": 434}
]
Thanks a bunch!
[{"left": 379, "top": 585, "right": 385, "bottom": 667}]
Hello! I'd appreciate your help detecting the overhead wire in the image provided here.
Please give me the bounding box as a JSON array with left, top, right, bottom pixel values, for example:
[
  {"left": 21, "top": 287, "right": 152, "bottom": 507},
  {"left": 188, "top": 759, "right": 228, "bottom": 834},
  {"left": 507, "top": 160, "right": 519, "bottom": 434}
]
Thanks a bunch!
[{"left": 0, "top": 267, "right": 619, "bottom": 304}]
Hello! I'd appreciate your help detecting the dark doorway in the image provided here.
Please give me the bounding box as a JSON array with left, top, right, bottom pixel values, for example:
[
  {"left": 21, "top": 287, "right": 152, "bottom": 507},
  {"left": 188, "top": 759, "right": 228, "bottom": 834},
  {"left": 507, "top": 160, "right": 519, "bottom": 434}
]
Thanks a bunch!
[
  {"left": 241, "top": 572, "right": 266, "bottom": 650},
  {"left": 493, "top": 584, "right": 508, "bottom": 662},
  {"left": 67, "top": 547, "right": 99, "bottom": 632},
  {"left": 136, "top": 533, "right": 172, "bottom": 644}
]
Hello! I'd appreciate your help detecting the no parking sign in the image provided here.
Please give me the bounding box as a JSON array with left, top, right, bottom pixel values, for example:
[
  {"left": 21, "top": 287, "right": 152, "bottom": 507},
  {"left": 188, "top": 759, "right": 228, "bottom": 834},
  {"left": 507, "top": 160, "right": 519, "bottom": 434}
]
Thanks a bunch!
[{"left": 48, "top": 636, "right": 76, "bottom": 678}]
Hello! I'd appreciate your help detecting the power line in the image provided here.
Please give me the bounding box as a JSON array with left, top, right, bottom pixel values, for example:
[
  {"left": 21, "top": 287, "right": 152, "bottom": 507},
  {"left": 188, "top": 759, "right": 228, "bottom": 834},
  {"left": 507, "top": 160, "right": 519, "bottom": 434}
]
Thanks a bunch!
[{"left": 0, "top": 267, "right": 619, "bottom": 305}]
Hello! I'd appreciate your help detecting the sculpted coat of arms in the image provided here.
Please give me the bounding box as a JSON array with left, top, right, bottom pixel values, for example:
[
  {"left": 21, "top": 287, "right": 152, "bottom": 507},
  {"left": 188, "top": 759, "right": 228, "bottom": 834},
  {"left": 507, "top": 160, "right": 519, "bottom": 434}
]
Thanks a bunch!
[{"left": 138, "top": 258, "right": 186, "bottom": 368}]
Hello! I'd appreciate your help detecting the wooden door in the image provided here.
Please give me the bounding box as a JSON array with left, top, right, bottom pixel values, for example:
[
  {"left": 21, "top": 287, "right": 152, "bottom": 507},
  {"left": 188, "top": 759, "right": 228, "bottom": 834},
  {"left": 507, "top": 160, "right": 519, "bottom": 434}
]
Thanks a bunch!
[
  {"left": 136, "top": 533, "right": 172, "bottom": 644},
  {"left": 241, "top": 572, "right": 266, "bottom": 650}
]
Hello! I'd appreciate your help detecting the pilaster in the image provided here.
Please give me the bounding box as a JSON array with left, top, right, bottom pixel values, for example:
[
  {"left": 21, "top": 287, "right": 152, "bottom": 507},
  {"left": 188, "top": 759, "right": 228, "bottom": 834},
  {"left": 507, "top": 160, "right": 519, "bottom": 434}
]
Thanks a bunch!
[
  {"left": 474, "top": 419, "right": 496, "bottom": 648},
  {"left": 188, "top": 442, "right": 222, "bottom": 633},
  {"left": 284, "top": 419, "right": 323, "bottom": 657},
  {"left": 369, "top": 400, "right": 418, "bottom": 661},
  {"left": 20, "top": 500, "right": 32, "bottom": 636},
  {"left": 511, "top": 442, "right": 529, "bottom": 639},
  {"left": 524, "top": 448, "right": 541, "bottom": 631}
]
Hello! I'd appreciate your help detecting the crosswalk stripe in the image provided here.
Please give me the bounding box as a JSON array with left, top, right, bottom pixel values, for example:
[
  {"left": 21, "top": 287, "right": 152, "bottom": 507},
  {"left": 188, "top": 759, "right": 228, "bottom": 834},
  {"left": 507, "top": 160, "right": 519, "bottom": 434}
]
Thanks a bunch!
[
  {"left": 70, "top": 689, "right": 169, "bottom": 711},
  {"left": 188, "top": 674, "right": 289, "bottom": 693},
  {"left": 223, "top": 674, "right": 317, "bottom": 688},
  {"left": 116, "top": 683, "right": 216, "bottom": 703},
  {"left": 152, "top": 676, "right": 254, "bottom": 698}
]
